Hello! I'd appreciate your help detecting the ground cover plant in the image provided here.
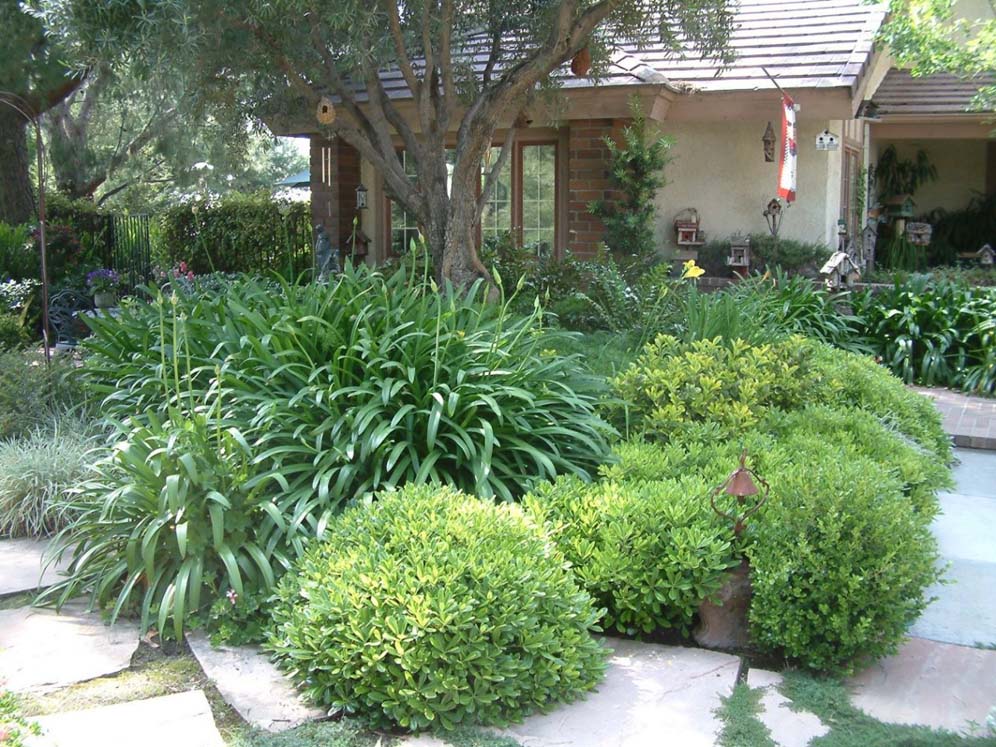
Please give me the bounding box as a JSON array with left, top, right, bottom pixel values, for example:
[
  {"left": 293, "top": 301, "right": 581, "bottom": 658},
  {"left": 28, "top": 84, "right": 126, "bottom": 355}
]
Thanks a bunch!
[{"left": 267, "top": 484, "right": 607, "bottom": 732}]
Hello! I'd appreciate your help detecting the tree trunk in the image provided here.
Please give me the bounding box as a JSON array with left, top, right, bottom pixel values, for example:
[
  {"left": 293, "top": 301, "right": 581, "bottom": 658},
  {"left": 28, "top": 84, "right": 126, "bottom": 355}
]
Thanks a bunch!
[{"left": 0, "top": 112, "right": 35, "bottom": 225}]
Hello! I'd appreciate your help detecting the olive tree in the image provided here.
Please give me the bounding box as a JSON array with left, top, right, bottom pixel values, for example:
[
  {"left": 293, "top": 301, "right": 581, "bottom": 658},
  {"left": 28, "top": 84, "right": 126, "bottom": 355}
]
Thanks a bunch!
[{"left": 39, "top": 0, "right": 734, "bottom": 285}]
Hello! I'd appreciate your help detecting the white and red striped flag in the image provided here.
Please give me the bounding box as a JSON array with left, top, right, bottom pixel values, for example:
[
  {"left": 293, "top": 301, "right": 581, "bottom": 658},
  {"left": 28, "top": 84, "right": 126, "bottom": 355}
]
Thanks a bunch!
[{"left": 777, "top": 93, "right": 797, "bottom": 203}]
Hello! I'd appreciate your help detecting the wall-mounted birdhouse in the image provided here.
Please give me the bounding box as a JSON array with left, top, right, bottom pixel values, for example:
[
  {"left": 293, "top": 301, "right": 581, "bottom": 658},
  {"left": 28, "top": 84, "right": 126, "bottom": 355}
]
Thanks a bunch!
[
  {"left": 978, "top": 244, "right": 995, "bottom": 266},
  {"left": 815, "top": 129, "right": 840, "bottom": 151}
]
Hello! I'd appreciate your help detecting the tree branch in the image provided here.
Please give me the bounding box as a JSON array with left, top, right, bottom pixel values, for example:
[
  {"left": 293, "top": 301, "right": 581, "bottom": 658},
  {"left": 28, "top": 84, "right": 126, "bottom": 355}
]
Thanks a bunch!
[{"left": 476, "top": 124, "right": 516, "bottom": 220}]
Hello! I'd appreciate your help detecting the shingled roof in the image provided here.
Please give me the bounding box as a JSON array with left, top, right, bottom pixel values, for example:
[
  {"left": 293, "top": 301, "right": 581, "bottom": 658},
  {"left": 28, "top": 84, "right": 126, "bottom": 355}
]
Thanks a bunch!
[
  {"left": 622, "top": 0, "right": 887, "bottom": 92},
  {"left": 359, "top": 0, "right": 888, "bottom": 102},
  {"left": 869, "top": 69, "right": 996, "bottom": 117}
]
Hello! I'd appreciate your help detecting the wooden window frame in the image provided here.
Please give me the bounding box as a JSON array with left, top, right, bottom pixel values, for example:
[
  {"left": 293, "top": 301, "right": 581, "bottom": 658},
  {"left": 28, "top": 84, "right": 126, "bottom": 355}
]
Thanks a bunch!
[{"left": 383, "top": 130, "right": 565, "bottom": 259}]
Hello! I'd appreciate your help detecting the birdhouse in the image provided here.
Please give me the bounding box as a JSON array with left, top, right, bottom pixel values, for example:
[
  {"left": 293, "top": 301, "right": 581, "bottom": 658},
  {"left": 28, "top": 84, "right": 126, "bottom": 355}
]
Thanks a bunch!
[
  {"left": 978, "top": 244, "right": 995, "bottom": 266},
  {"left": 674, "top": 208, "right": 705, "bottom": 246},
  {"left": 726, "top": 234, "right": 750, "bottom": 274},
  {"left": 885, "top": 195, "right": 916, "bottom": 219},
  {"left": 820, "top": 251, "right": 861, "bottom": 290},
  {"left": 815, "top": 129, "right": 840, "bottom": 151},
  {"left": 345, "top": 228, "right": 370, "bottom": 259},
  {"left": 906, "top": 222, "right": 932, "bottom": 247}
]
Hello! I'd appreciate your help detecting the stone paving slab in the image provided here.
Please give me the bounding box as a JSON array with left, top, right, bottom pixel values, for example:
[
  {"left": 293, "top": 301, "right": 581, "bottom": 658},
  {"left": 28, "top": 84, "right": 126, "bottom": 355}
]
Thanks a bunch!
[
  {"left": 746, "top": 669, "right": 828, "bottom": 747},
  {"left": 949, "top": 448, "right": 996, "bottom": 500},
  {"left": 498, "top": 639, "right": 739, "bottom": 747},
  {"left": 909, "top": 559, "right": 996, "bottom": 647},
  {"left": 187, "top": 631, "right": 325, "bottom": 732},
  {"left": 849, "top": 637, "right": 996, "bottom": 733},
  {"left": 0, "top": 539, "right": 70, "bottom": 596},
  {"left": 912, "top": 387, "right": 996, "bottom": 450},
  {"left": 0, "top": 604, "right": 139, "bottom": 693},
  {"left": 27, "top": 690, "right": 225, "bottom": 747}
]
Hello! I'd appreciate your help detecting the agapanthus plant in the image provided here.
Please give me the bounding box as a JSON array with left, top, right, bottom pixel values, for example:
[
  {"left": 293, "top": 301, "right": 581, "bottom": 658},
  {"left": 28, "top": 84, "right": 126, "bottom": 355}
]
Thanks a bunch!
[{"left": 85, "top": 269, "right": 121, "bottom": 293}]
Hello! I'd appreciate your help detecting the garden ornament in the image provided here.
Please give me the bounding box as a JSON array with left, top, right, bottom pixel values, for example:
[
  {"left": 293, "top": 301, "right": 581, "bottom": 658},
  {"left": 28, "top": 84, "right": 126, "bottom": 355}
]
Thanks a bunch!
[
  {"left": 710, "top": 449, "right": 769, "bottom": 537},
  {"left": 763, "top": 198, "right": 783, "bottom": 238},
  {"left": 314, "top": 225, "right": 341, "bottom": 279}
]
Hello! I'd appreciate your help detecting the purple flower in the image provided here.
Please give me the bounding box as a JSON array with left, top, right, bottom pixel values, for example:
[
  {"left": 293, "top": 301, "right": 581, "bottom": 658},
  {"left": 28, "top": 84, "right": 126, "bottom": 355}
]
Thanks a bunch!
[{"left": 86, "top": 268, "right": 121, "bottom": 292}]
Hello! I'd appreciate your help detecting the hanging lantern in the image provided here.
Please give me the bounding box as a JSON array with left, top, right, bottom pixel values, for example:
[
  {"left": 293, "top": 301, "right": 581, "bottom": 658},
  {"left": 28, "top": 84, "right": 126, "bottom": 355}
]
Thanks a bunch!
[
  {"left": 762, "top": 122, "right": 776, "bottom": 162},
  {"left": 316, "top": 96, "right": 336, "bottom": 125},
  {"left": 570, "top": 46, "right": 592, "bottom": 77}
]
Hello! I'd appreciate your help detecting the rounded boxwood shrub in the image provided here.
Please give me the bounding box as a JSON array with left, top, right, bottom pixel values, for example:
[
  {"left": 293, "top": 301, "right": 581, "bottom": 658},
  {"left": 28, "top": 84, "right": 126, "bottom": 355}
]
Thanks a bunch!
[
  {"left": 747, "top": 453, "right": 941, "bottom": 673},
  {"left": 524, "top": 475, "right": 737, "bottom": 636},
  {"left": 267, "top": 484, "right": 607, "bottom": 731}
]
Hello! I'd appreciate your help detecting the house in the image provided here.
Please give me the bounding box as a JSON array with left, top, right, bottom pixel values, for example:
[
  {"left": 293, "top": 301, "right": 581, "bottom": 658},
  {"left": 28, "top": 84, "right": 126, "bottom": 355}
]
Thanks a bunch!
[{"left": 269, "top": 0, "right": 994, "bottom": 267}]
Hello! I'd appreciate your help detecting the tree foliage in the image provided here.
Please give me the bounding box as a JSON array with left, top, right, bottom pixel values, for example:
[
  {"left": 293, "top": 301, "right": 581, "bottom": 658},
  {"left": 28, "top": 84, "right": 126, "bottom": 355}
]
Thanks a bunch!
[
  {"left": 880, "top": 0, "right": 996, "bottom": 111},
  {"left": 38, "top": 0, "right": 735, "bottom": 284}
]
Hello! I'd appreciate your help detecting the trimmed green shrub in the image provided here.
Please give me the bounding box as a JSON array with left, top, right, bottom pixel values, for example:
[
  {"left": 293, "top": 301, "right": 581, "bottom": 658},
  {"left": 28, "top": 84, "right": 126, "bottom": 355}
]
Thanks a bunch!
[
  {"left": 592, "top": 426, "right": 943, "bottom": 673},
  {"left": 159, "top": 193, "right": 311, "bottom": 275},
  {"left": 524, "top": 475, "right": 736, "bottom": 635},
  {"left": 42, "top": 411, "right": 291, "bottom": 639},
  {"left": 0, "top": 417, "right": 101, "bottom": 538},
  {"left": 611, "top": 335, "right": 950, "bottom": 462},
  {"left": 747, "top": 451, "right": 940, "bottom": 673},
  {"left": 0, "top": 223, "right": 35, "bottom": 281},
  {"left": 0, "top": 349, "right": 84, "bottom": 441},
  {"left": 268, "top": 485, "right": 607, "bottom": 731},
  {"left": 82, "top": 264, "right": 612, "bottom": 505},
  {"left": 611, "top": 335, "right": 812, "bottom": 439}
]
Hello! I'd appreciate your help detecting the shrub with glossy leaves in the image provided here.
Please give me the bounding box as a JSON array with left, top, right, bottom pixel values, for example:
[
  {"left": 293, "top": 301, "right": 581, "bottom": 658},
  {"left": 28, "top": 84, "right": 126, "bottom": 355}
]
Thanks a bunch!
[
  {"left": 267, "top": 485, "right": 607, "bottom": 731},
  {"left": 524, "top": 475, "right": 736, "bottom": 636},
  {"left": 592, "top": 416, "right": 945, "bottom": 672}
]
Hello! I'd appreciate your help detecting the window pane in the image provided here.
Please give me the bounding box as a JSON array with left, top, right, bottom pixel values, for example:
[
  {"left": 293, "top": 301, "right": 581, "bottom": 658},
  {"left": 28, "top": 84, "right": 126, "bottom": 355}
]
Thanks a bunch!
[
  {"left": 521, "top": 144, "right": 556, "bottom": 255},
  {"left": 391, "top": 150, "right": 422, "bottom": 255},
  {"left": 481, "top": 146, "right": 512, "bottom": 242}
]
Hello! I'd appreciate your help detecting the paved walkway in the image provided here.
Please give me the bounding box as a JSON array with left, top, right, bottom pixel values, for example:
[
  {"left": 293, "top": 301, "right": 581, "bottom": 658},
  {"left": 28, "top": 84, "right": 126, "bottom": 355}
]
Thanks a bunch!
[
  {"left": 912, "top": 386, "right": 996, "bottom": 450},
  {"left": 910, "top": 447, "right": 996, "bottom": 647}
]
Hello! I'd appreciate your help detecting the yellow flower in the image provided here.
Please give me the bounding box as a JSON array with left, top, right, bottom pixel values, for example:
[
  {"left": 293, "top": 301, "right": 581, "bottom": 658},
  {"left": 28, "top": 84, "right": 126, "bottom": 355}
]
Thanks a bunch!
[{"left": 681, "top": 259, "right": 705, "bottom": 279}]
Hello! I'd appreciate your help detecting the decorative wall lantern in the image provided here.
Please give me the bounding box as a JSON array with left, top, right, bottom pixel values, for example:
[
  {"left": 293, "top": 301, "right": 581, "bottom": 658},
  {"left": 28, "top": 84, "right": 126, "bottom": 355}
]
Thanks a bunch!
[
  {"left": 355, "top": 183, "right": 368, "bottom": 210},
  {"left": 762, "top": 122, "right": 776, "bottom": 163},
  {"left": 763, "top": 198, "right": 784, "bottom": 237},
  {"left": 815, "top": 129, "right": 839, "bottom": 151}
]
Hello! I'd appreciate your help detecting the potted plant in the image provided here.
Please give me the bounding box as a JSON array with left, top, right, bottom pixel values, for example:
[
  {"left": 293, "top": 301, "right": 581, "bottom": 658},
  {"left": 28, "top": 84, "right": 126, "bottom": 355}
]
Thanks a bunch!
[{"left": 86, "top": 269, "right": 121, "bottom": 309}]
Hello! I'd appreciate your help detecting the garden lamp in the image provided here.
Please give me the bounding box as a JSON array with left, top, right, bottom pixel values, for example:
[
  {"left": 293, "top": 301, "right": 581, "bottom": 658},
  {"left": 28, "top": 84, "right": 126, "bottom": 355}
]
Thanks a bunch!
[{"left": 710, "top": 449, "right": 768, "bottom": 537}]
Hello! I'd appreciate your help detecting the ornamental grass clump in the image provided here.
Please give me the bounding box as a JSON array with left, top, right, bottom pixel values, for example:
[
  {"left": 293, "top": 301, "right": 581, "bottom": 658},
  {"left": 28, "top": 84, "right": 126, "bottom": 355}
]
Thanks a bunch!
[{"left": 267, "top": 484, "right": 607, "bottom": 731}]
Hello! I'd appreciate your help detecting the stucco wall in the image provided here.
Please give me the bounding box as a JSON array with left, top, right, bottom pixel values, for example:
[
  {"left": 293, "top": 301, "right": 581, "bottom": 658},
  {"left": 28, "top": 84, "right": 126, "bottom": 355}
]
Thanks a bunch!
[
  {"left": 653, "top": 119, "right": 843, "bottom": 254},
  {"left": 872, "top": 139, "right": 989, "bottom": 215}
]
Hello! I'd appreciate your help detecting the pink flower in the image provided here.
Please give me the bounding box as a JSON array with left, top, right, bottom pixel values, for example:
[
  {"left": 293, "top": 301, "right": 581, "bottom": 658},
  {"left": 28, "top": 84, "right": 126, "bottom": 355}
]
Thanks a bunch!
[
  {"left": 186, "top": 271, "right": 195, "bottom": 281},
  {"left": 179, "top": 261, "right": 188, "bottom": 273}
]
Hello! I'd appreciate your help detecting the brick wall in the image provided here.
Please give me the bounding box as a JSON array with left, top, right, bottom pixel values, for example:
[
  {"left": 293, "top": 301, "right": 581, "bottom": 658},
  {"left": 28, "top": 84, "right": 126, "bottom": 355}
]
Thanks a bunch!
[
  {"left": 566, "top": 118, "right": 628, "bottom": 258},
  {"left": 310, "top": 136, "right": 362, "bottom": 249}
]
